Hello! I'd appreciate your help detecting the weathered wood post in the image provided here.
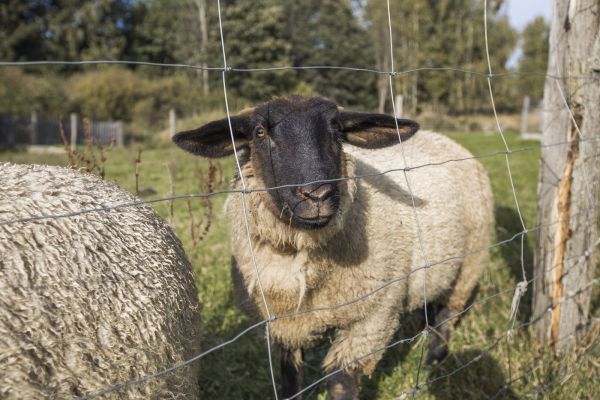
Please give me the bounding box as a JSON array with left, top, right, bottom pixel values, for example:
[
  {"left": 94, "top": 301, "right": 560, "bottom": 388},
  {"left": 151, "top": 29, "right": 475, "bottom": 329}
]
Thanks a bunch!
[
  {"left": 194, "top": 0, "right": 209, "bottom": 96},
  {"left": 29, "top": 111, "right": 38, "bottom": 145},
  {"left": 70, "top": 113, "right": 77, "bottom": 150},
  {"left": 533, "top": 0, "right": 600, "bottom": 354},
  {"left": 394, "top": 94, "right": 403, "bottom": 118},
  {"left": 520, "top": 95, "right": 530, "bottom": 136},
  {"left": 169, "top": 108, "right": 176, "bottom": 138},
  {"left": 116, "top": 122, "right": 124, "bottom": 147}
]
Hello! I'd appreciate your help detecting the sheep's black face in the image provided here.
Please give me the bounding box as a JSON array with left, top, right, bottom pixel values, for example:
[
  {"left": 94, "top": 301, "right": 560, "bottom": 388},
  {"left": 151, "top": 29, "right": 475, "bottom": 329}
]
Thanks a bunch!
[
  {"left": 172, "top": 95, "right": 420, "bottom": 230},
  {"left": 248, "top": 98, "right": 342, "bottom": 229}
]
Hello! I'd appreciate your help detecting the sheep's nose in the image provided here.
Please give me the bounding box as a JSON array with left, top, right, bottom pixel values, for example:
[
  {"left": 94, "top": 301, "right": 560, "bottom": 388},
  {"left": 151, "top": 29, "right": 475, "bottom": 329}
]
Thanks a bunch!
[{"left": 297, "top": 183, "right": 334, "bottom": 202}]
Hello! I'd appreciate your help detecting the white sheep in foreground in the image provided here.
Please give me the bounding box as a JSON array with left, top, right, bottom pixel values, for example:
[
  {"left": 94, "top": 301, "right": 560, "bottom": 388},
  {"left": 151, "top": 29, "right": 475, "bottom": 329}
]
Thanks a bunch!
[
  {"left": 173, "top": 95, "right": 494, "bottom": 399},
  {"left": 0, "top": 163, "right": 201, "bottom": 400}
]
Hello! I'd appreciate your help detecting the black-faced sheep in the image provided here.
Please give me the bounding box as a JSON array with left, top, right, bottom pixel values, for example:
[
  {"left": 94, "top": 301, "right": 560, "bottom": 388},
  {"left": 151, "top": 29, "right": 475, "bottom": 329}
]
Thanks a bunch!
[
  {"left": 0, "top": 163, "right": 201, "bottom": 399},
  {"left": 173, "top": 95, "right": 493, "bottom": 399}
]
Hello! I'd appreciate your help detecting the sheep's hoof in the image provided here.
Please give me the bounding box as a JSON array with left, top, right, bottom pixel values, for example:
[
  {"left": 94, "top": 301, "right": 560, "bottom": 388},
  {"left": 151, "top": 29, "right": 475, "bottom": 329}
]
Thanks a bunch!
[
  {"left": 425, "top": 336, "right": 449, "bottom": 366},
  {"left": 327, "top": 370, "right": 358, "bottom": 400},
  {"left": 281, "top": 348, "right": 304, "bottom": 399}
]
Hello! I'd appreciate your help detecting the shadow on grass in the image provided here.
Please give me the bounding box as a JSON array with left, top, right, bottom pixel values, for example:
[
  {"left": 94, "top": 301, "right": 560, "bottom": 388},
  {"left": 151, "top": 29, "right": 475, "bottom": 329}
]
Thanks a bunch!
[
  {"left": 196, "top": 310, "right": 424, "bottom": 400},
  {"left": 495, "top": 206, "right": 534, "bottom": 321},
  {"left": 360, "top": 309, "right": 427, "bottom": 399},
  {"left": 426, "top": 349, "right": 517, "bottom": 400}
]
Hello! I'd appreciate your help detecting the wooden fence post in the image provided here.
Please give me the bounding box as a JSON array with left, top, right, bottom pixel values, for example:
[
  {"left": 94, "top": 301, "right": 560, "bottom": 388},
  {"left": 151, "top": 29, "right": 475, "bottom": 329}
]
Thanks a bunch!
[
  {"left": 169, "top": 109, "right": 176, "bottom": 138},
  {"left": 70, "top": 113, "right": 77, "bottom": 150},
  {"left": 394, "top": 95, "right": 403, "bottom": 118},
  {"left": 29, "top": 111, "right": 38, "bottom": 145},
  {"left": 116, "top": 122, "right": 124, "bottom": 147},
  {"left": 533, "top": 0, "right": 600, "bottom": 354}
]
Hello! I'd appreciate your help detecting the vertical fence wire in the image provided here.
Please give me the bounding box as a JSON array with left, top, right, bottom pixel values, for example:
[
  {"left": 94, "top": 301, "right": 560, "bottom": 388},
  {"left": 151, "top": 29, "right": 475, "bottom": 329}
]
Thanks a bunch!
[
  {"left": 384, "top": 1, "right": 434, "bottom": 396},
  {"left": 482, "top": 1, "right": 532, "bottom": 391},
  {"left": 215, "top": 1, "right": 279, "bottom": 399}
]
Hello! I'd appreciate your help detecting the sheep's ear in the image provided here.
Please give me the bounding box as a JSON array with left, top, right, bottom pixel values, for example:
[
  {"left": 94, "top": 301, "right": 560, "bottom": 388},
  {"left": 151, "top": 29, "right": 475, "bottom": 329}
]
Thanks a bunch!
[
  {"left": 338, "top": 111, "right": 419, "bottom": 148},
  {"left": 172, "top": 115, "right": 251, "bottom": 158}
]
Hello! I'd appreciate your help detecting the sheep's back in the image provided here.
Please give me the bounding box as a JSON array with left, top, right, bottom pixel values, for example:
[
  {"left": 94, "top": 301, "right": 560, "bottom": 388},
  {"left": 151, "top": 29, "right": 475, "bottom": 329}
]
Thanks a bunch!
[
  {"left": 0, "top": 163, "right": 201, "bottom": 399},
  {"left": 345, "top": 131, "right": 494, "bottom": 309}
]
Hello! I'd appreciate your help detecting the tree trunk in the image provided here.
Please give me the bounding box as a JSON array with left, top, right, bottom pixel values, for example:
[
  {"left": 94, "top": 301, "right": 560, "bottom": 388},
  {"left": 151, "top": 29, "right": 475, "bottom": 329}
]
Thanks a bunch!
[
  {"left": 410, "top": 14, "right": 419, "bottom": 114},
  {"left": 532, "top": 0, "right": 600, "bottom": 354},
  {"left": 195, "top": 0, "right": 209, "bottom": 96}
]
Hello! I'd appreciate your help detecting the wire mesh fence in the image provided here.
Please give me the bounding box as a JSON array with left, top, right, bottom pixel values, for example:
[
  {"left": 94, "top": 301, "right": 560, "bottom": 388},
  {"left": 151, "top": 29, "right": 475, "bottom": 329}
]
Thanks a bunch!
[{"left": 0, "top": 0, "right": 598, "bottom": 399}]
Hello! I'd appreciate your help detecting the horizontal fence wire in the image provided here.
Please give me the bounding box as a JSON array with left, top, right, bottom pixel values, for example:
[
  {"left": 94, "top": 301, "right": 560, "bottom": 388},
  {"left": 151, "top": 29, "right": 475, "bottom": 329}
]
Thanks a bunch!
[
  {"left": 0, "top": 60, "right": 595, "bottom": 80},
  {"left": 1, "top": 1, "right": 598, "bottom": 399},
  {"left": 2, "top": 135, "right": 599, "bottom": 227}
]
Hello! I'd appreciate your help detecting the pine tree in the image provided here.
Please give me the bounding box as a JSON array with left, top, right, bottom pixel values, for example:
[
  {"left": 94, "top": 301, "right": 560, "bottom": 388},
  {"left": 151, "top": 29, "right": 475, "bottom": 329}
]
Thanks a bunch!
[
  {"left": 217, "top": 0, "right": 296, "bottom": 102},
  {"left": 284, "top": 0, "right": 377, "bottom": 109}
]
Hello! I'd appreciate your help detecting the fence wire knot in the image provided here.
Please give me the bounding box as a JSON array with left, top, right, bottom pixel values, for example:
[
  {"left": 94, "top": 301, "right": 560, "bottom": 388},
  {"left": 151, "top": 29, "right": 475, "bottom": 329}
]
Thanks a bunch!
[{"left": 508, "top": 280, "right": 528, "bottom": 327}]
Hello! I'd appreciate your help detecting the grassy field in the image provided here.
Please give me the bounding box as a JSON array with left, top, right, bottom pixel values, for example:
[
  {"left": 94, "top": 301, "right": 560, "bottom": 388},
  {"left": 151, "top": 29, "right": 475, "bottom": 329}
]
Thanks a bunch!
[{"left": 1, "top": 130, "right": 598, "bottom": 399}]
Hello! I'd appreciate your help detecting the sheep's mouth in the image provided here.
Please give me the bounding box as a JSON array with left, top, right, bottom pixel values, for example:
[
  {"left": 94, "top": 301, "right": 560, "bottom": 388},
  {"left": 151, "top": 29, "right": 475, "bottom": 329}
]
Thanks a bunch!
[
  {"left": 292, "top": 215, "right": 334, "bottom": 230},
  {"left": 272, "top": 188, "right": 340, "bottom": 230},
  {"left": 287, "top": 200, "right": 338, "bottom": 230},
  {"left": 276, "top": 201, "right": 337, "bottom": 230}
]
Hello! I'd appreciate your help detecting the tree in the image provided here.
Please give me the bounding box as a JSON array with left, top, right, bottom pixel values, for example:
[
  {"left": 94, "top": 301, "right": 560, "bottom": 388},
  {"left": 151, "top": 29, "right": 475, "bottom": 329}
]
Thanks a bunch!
[
  {"left": 0, "top": 1, "right": 135, "bottom": 66},
  {"left": 40, "top": 0, "right": 134, "bottom": 62},
  {"left": 364, "top": 0, "right": 517, "bottom": 114},
  {"left": 0, "top": 1, "right": 48, "bottom": 61},
  {"left": 284, "top": 0, "right": 377, "bottom": 109},
  {"left": 219, "top": 0, "right": 296, "bottom": 102},
  {"left": 417, "top": 0, "right": 516, "bottom": 113},
  {"left": 533, "top": 0, "right": 599, "bottom": 354},
  {"left": 127, "top": 0, "right": 179, "bottom": 65},
  {"left": 517, "top": 16, "right": 549, "bottom": 100},
  {"left": 364, "top": 0, "right": 393, "bottom": 113}
]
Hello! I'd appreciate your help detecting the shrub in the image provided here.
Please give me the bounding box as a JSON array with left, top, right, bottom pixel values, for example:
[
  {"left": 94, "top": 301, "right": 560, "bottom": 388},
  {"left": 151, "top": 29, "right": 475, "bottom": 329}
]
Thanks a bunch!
[
  {"left": 0, "top": 68, "right": 65, "bottom": 116},
  {"left": 68, "top": 67, "right": 141, "bottom": 121}
]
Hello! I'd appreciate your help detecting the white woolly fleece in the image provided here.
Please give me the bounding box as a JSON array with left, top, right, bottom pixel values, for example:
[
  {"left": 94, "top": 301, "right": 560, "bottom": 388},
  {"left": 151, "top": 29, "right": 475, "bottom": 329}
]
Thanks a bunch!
[{"left": 0, "top": 163, "right": 202, "bottom": 400}]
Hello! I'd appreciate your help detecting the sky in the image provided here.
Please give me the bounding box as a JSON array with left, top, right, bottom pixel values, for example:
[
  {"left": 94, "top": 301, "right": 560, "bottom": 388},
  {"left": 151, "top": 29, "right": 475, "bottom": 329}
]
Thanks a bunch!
[
  {"left": 506, "top": 0, "right": 552, "bottom": 29},
  {"left": 505, "top": 0, "right": 553, "bottom": 66}
]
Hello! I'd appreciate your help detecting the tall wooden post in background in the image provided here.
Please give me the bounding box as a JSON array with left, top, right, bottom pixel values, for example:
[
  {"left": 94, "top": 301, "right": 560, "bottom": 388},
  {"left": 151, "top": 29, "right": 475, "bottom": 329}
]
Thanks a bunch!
[
  {"left": 394, "top": 95, "right": 403, "bottom": 118},
  {"left": 533, "top": 0, "right": 600, "bottom": 354},
  {"left": 70, "top": 113, "right": 78, "bottom": 150},
  {"left": 195, "top": 0, "right": 209, "bottom": 96},
  {"left": 29, "top": 111, "right": 38, "bottom": 145},
  {"left": 169, "top": 109, "right": 176, "bottom": 138}
]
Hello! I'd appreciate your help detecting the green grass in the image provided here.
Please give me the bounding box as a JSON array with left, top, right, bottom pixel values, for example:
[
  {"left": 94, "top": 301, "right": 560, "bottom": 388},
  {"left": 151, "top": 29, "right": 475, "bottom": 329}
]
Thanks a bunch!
[{"left": 1, "top": 131, "right": 598, "bottom": 400}]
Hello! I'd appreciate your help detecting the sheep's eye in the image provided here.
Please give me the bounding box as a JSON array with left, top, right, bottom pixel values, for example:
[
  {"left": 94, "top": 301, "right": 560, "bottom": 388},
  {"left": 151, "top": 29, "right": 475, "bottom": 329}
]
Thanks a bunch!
[
  {"left": 331, "top": 119, "right": 343, "bottom": 133},
  {"left": 255, "top": 125, "right": 267, "bottom": 138}
]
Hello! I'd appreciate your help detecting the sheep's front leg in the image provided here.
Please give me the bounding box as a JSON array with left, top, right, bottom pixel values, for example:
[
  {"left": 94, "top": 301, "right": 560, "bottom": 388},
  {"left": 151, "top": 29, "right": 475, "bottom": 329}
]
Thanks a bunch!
[
  {"left": 327, "top": 369, "right": 359, "bottom": 400},
  {"left": 281, "top": 347, "right": 304, "bottom": 399},
  {"left": 322, "top": 309, "right": 400, "bottom": 400}
]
